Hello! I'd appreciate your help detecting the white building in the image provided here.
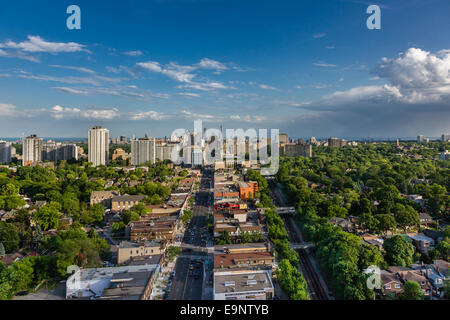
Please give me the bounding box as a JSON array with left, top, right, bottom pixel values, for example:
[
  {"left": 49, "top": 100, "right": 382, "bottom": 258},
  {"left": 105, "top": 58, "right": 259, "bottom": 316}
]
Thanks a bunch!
[
  {"left": 441, "top": 134, "right": 450, "bottom": 142},
  {"left": 88, "top": 126, "right": 109, "bottom": 167},
  {"left": 0, "top": 141, "right": 12, "bottom": 164},
  {"left": 131, "top": 135, "right": 156, "bottom": 166},
  {"left": 66, "top": 264, "right": 160, "bottom": 299},
  {"left": 23, "top": 134, "right": 43, "bottom": 166},
  {"left": 213, "top": 270, "right": 274, "bottom": 300}
]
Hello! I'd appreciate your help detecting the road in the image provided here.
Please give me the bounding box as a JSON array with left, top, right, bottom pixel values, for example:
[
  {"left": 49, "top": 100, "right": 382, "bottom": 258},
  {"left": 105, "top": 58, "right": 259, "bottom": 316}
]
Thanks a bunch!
[{"left": 167, "top": 168, "right": 214, "bottom": 300}]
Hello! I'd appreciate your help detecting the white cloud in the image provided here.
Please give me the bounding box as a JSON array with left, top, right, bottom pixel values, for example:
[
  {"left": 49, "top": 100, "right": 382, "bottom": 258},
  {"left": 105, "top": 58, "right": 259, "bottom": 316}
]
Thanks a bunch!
[
  {"left": 196, "top": 58, "right": 228, "bottom": 72},
  {"left": 178, "top": 92, "right": 200, "bottom": 97},
  {"left": 52, "top": 87, "right": 89, "bottom": 95},
  {"left": 0, "top": 103, "right": 20, "bottom": 117},
  {"left": 229, "top": 114, "right": 268, "bottom": 123},
  {"left": 129, "top": 110, "right": 169, "bottom": 121},
  {"left": 313, "top": 62, "right": 337, "bottom": 67},
  {"left": 259, "top": 84, "right": 278, "bottom": 91},
  {"left": 124, "top": 50, "right": 143, "bottom": 57},
  {"left": 50, "top": 105, "right": 119, "bottom": 120},
  {"left": 0, "top": 35, "right": 88, "bottom": 53},
  {"left": 136, "top": 58, "right": 236, "bottom": 91}
]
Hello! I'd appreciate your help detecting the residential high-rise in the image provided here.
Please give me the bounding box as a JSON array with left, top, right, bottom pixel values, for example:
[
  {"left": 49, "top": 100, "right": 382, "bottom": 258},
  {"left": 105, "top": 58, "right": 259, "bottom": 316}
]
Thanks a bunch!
[
  {"left": 281, "top": 143, "right": 312, "bottom": 158},
  {"left": 328, "top": 137, "right": 341, "bottom": 147},
  {"left": 42, "top": 143, "right": 78, "bottom": 162},
  {"left": 278, "top": 133, "right": 289, "bottom": 145},
  {"left": 88, "top": 126, "right": 109, "bottom": 167},
  {"left": 131, "top": 135, "right": 156, "bottom": 166},
  {"left": 0, "top": 141, "right": 12, "bottom": 164},
  {"left": 442, "top": 134, "right": 450, "bottom": 142},
  {"left": 23, "top": 134, "right": 43, "bottom": 166},
  {"left": 417, "top": 135, "right": 426, "bottom": 143}
]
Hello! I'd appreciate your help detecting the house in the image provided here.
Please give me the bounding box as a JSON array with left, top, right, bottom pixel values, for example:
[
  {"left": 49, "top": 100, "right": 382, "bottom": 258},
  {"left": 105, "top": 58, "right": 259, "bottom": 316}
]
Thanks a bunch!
[
  {"left": 424, "top": 229, "right": 444, "bottom": 243},
  {"left": 329, "top": 217, "right": 355, "bottom": 233},
  {"left": 388, "top": 266, "right": 432, "bottom": 296},
  {"left": 0, "top": 252, "right": 24, "bottom": 266},
  {"left": 419, "top": 212, "right": 434, "bottom": 226},
  {"left": 409, "top": 234, "right": 435, "bottom": 254},
  {"left": 380, "top": 270, "right": 404, "bottom": 297}
]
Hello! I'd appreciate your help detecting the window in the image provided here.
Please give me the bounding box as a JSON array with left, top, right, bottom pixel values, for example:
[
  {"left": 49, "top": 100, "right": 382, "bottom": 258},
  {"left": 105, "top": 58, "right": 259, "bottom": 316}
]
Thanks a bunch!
[
  {"left": 394, "top": 284, "right": 400, "bottom": 289},
  {"left": 385, "top": 284, "right": 391, "bottom": 289}
]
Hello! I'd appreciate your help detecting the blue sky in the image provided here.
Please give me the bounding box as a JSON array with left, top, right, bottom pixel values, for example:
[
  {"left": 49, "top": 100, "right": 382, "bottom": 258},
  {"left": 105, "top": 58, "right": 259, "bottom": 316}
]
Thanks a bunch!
[{"left": 0, "top": 0, "right": 449, "bottom": 138}]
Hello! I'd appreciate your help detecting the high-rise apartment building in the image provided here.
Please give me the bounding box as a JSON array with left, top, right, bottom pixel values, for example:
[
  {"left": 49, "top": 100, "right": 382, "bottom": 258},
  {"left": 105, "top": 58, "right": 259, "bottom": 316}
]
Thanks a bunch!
[
  {"left": 131, "top": 135, "right": 156, "bottom": 166},
  {"left": 328, "top": 137, "right": 341, "bottom": 147},
  {"left": 442, "top": 134, "right": 450, "bottom": 142},
  {"left": 0, "top": 141, "right": 12, "bottom": 164},
  {"left": 88, "top": 126, "right": 109, "bottom": 167},
  {"left": 281, "top": 143, "right": 312, "bottom": 158},
  {"left": 23, "top": 134, "right": 43, "bottom": 166},
  {"left": 42, "top": 143, "right": 78, "bottom": 162}
]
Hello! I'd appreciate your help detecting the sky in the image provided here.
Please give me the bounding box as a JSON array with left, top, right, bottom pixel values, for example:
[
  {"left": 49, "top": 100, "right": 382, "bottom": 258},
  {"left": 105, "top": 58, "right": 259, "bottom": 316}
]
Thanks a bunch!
[{"left": 0, "top": 0, "right": 449, "bottom": 139}]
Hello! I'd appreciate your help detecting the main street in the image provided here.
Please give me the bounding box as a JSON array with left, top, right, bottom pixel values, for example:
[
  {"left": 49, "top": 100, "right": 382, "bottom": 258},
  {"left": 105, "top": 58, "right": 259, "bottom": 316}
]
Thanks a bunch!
[{"left": 167, "top": 168, "right": 214, "bottom": 300}]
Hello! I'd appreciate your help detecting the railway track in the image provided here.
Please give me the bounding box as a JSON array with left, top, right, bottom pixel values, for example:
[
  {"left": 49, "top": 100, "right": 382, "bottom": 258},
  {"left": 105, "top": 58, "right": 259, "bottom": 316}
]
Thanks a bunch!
[
  {"left": 269, "top": 180, "right": 329, "bottom": 300},
  {"left": 281, "top": 214, "right": 329, "bottom": 300}
]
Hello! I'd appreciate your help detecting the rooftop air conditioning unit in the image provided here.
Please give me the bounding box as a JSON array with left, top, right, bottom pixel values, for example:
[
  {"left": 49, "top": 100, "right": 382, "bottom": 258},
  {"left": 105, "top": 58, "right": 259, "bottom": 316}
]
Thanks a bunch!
[
  {"left": 246, "top": 280, "right": 257, "bottom": 286},
  {"left": 224, "top": 281, "right": 235, "bottom": 287}
]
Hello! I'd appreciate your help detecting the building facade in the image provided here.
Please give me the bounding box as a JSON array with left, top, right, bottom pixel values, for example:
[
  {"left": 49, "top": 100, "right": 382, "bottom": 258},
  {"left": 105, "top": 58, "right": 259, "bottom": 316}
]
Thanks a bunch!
[
  {"left": 0, "top": 141, "right": 12, "bottom": 164},
  {"left": 23, "top": 134, "right": 43, "bottom": 166},
  {"left": 131, "top": 136, "right": 156, "bottom": 166},
  {"left": 88, "top": 126, "right": 109, "bottom": 167},
  {"left": 42, "top": 143, "right": 78, "bottom": 162}
]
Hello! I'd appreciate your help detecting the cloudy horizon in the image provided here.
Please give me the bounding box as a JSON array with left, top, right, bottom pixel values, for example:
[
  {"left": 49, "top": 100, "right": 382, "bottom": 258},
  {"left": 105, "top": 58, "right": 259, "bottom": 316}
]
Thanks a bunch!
[{"left": 0, "top": 0, "right": 449, "bottom": 139}]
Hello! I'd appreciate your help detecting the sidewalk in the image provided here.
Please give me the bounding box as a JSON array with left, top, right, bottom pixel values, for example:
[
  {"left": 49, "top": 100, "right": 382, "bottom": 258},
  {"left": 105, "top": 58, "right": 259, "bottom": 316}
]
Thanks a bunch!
[{"left": 151, "top": 259, "right": 177, "bottom": 300}]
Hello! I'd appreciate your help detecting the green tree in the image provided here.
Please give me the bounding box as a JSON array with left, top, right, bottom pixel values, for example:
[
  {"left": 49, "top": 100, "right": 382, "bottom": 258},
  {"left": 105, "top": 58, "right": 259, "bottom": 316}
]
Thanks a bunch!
[
  {"left": 393, "top": 204, "right": 419, "bottom": 232},
  {"left": 167, "top": 246, "right": 181, "bottom": 262},
  {"left": 0, "top": 222, "right": 20, "bottom": 253},
  {"left": 33, "top": 202, "right": 62, "bottom": 231},
  {"left": 402, "top": 281, "right": 424, "bottom": 300},
  {"left": 383, "top": 235, "right": 414, "bottom": 267}
]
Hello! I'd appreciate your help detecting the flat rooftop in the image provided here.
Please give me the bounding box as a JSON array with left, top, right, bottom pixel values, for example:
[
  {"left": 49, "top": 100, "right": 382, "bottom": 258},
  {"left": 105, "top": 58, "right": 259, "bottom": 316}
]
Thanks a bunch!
[
  {"left": 214, "top": 252, "right": 275, "bottom": 269},
  {"left": 214, "top": 271, "right": 273, "bottom": 294}
]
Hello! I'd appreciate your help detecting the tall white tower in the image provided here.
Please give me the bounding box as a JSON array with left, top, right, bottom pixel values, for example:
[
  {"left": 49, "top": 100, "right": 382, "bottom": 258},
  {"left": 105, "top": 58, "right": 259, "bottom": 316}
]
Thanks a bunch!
[
  {"left": 88, "top": 126, "right": 109, "bottom": 167},
  {"left": 23, "top": 134, "right": 43, "bottom": 166}
]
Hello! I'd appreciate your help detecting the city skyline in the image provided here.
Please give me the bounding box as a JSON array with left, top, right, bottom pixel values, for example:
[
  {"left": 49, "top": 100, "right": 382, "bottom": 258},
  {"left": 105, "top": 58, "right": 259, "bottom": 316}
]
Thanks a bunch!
[{"left": 1, "top": 0, "right": 450, "bottom": 138}]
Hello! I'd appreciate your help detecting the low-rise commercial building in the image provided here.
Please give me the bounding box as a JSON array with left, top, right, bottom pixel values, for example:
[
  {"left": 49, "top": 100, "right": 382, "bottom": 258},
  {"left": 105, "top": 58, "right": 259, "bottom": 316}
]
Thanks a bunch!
[
  {"left": 213, "top": 270, "right": 274, "bottom": 300},
  {"left": 66, "top": 264, "right": 160, "bottom": 300},
  {"left": 117, "top": 241, "right": 165, "bottom": 265}
]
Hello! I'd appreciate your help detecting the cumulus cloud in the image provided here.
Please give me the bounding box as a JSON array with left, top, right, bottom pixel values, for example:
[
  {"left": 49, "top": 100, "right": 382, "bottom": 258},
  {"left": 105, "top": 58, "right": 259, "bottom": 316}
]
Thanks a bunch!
[
  {"left": 50, "top": 105, "right": 119, "bottom": 120},
  {"left": 0, "top": 103, "right": 20, "bottom": 117},
  {"left": 285, "top": 48, "right": 450, "bottom": 137},
  {"left": 0, "top": 35, "right": 88, "bottom": 53}
]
